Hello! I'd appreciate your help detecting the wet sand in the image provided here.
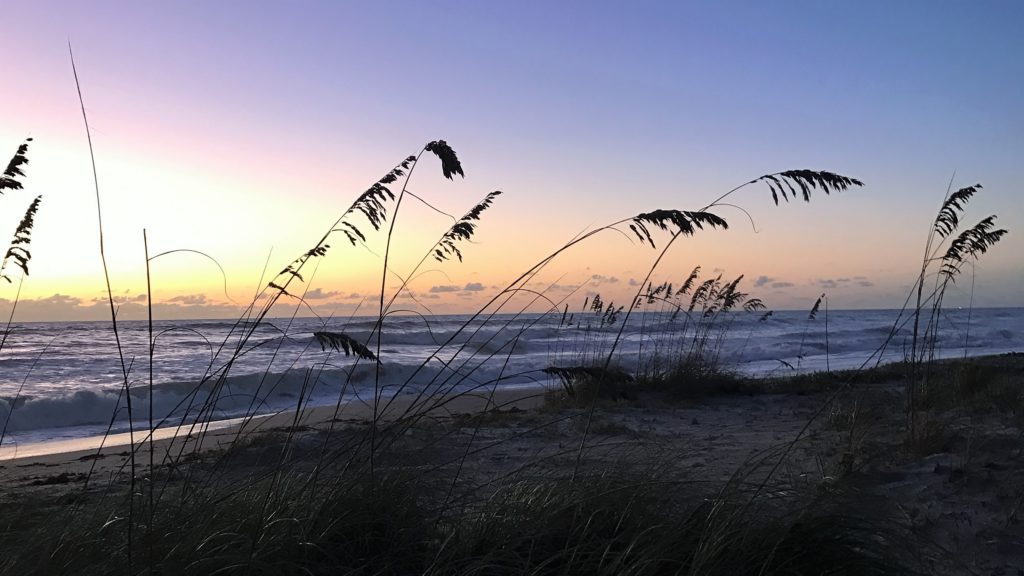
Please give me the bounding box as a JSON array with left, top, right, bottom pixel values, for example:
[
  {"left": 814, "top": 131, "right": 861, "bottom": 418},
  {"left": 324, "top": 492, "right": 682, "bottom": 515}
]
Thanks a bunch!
[{"left": 0, "top": 385, "right": 547, "bottom": 484}]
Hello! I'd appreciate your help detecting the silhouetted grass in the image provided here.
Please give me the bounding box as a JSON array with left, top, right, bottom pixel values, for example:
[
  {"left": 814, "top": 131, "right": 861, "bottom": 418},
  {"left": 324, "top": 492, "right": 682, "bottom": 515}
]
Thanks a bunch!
[{"left": 0, "top": 458, "right": 932, "bottom": 575}]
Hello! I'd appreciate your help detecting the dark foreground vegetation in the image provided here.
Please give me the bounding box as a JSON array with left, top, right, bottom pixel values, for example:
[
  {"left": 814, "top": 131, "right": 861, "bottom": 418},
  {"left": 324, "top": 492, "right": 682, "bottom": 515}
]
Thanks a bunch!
[{"left": 2, "top": 354, "right": 1023, "bottom": 575}]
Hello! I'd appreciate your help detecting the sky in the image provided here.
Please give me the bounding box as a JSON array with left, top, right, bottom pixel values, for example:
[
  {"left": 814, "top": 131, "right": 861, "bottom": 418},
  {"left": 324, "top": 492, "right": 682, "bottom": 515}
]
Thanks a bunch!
[{"left": 0, "top": 0, "right": 1021, "bottom": 321}]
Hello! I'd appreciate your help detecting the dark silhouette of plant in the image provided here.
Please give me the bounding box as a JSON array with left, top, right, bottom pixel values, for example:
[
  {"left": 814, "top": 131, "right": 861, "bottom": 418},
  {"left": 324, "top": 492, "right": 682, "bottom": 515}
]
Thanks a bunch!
[
  {"left": 335, "top": 157, "right": 416, "bottom": 247},
  {"left": 273, "top": 156, "right": 417, "bottom": 290},
  {"left": 0, "top": 139, "right": 42, "bottom": 284},
  {"left": 938, "top": 215, "right": 1006, "bottom": 281},
  {"left": 903, "top": 181, "right": 1008, "bottom": 439},
  {"left": 625, "top": 269, "right": 766, "bottom": 381},
  {"left": 542, "top": 365, "right": 633, "bottom": 397},
  {"left": 808, "top": 294, "right": 824, "bottom": 320},
  {"left": 756, "top": 170, "right": 863, "bottom": 205},
  {"left": 0, "top": 139, "right": 42, "bottom": 450},
  {"left": 796, "top": 293, "right": 825, "bottom": 371},
  {"left": 0, "top": 138, "right": 32, "bottom": 192},
  {"left": 313, "top": 331, "right": 379, "bottom": 361},
  {"left": 933, "top": 185, "right": 980, "bottom": 238},
  {"left": 679, "top": 265, "right": 701, "bottom": 298},
  {"left": 1, "top": 195, "right": 42, "bottom": 282},
  {"left": 70, "top": 46, "right": 139, "bottom": 571},
  {"left": 214, "top": 139, "right": 481, "bottom": 494},
  {"left": 424, "top": 139, "right": 464, "bottom": 180},
  {"left": 629, "top": 210, "right": 728, "bottom": 249},
  {"left": 434, "top": 191, "right": 501, "bottom": 262}
]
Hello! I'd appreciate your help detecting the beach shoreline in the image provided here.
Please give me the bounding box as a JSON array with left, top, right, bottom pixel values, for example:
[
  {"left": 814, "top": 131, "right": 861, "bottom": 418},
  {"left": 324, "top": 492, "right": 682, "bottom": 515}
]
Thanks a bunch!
[{"left": 0, "top": 384, "right": 548, "bottom": 478}]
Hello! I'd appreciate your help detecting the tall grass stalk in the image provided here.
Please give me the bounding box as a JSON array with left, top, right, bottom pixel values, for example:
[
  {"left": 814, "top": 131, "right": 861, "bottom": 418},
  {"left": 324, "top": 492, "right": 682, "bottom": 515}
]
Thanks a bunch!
[
  {"left": 825, "top": 294, "right": 831, "bottom": 373},
  {"left": 964, "top": 261, "right": 975, "bottom": 359},
  {"left": 69, "top": 43, "right": 138, "bottom": 571},
  {"left": 0, "top": 277, "right": 22, "bottom": 359},
  {"left": 143, "top": 229, "right": 155, "bottom": 571},
  {"left": 372, "top": 147, "right": 424, "bottom": 480}
]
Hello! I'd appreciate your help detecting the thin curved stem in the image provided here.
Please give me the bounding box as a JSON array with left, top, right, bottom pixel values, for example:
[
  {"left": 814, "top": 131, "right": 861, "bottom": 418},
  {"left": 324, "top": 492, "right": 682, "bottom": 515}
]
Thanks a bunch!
[{"left": 70, "top": 43, "right": 136, "bottom": 573}]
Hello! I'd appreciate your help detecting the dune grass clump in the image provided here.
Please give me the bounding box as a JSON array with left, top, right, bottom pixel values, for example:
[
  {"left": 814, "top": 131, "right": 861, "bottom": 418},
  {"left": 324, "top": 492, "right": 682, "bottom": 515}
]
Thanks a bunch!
[
  {"left": 1, "top": 468, "right": 436, "bottom": 575},
  {"left": 900, "top": 182, "right": 1008, "bottom": 437},
  {"left": 638, "top": 361, "right": 751, "bottom": 399},
  {"left": 544, "top": 268, "right": 768, "bottom": 404},
  {"left": 632, "top": 269, "right": 765, "bottom": 387},
  {"left": 908, "top": 355, "right": 1024, "bottom": 416},
  {"left": 542, "top": 365, "right": 637, "bottom": 404},
  {"left": 0, "top": 457, "right": 929, "bottom": 576}
]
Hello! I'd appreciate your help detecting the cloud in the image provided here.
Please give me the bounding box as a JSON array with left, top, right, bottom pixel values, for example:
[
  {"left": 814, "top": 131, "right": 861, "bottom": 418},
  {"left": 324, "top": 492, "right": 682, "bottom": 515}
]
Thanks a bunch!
[
  {"left": 548, "top": 283, "right": 580, "bottom": 293},
  {"left": 590, "top": 274, "right": 620, "bottom": 285},
  {"left": 343, "top": 293, "right": 363, "bottom": 299},
  {"left": 304, "top": 288, "right": 341, "bottom": 300},
  {"left": 90, "top": 294, "right": 147, "bottom": 305},
  {"left": 167, "top": 294, "right": 208, "bottom": 305},
  {"left": 816, "top": 277, "right": 873, "bottom": 289},
  {"left": 38, "top": 294, "right": 82, "bottom": 306},
  {"left": 753, "top": 276, "right": 797, "bottom": 289},
  {"left": 3, "top": 291, "right": 399, "bottom": 322},
  {"left": 0, "top": 293, "right": 247, "bottom": 322},
  {"left": 426, "top": 283, "right": 485, "bottom": 294},
  {"left": 628, "top": 278, "right": 640, "bottom": 287}
]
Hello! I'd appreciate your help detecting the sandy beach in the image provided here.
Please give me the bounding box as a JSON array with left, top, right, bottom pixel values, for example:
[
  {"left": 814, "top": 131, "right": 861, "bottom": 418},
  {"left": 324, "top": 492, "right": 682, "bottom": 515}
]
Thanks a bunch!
[
  {"left": 3, "top": 355, "right": 1023, "bottom": 574},
  {"left": 0, "top": 385, "right": 549, "bottom": 487}
]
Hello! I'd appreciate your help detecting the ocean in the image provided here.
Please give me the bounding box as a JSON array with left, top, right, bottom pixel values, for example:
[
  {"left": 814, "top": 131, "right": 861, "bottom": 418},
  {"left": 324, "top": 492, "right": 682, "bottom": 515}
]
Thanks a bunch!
[{"left": 1, "top": 308, "right": 1021, "bottom": 448}]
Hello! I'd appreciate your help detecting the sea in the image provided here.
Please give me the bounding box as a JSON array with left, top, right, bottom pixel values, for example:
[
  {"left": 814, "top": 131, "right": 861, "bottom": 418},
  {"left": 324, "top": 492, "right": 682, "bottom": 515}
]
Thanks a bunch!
[{"left": 1, "top": 308, "right": 1021, "bottom": 450}]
